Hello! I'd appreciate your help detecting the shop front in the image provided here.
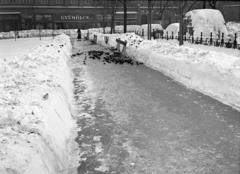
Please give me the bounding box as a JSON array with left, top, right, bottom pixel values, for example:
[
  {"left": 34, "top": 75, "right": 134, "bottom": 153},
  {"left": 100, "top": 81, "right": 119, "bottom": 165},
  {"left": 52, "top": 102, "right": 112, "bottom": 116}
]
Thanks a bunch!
[{"left": 0, "top": 12, "right": 21, "bottom": 32}]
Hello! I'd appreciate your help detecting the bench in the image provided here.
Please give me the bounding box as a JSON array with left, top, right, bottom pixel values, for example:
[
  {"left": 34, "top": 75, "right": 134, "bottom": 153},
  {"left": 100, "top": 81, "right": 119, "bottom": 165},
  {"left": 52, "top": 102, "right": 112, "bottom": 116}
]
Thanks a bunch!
[
  {"left": 90, "top": 34, "right": 97, "bottom": 44},
  {"left": 115, "top": 38, "right": 127, "bottom": 57}
]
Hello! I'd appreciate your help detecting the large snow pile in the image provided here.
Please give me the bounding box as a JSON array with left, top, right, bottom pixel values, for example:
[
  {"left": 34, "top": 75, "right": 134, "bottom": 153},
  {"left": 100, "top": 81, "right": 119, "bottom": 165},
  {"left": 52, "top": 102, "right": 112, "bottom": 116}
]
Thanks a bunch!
[
  {"left": 185, "top": 9, "right": 228, "bottom": 39},
  {"left": 226, "top": 21, "right": 240, "bottom": 43},
  {"left": 93, "top": 32, "right": 240, "bottom": 111},
  {"left": 164, "top": 23, "right": 179, "bottom": 38},
  {"left": 0, "top": 34, "right": 76, "bottom": 174}
]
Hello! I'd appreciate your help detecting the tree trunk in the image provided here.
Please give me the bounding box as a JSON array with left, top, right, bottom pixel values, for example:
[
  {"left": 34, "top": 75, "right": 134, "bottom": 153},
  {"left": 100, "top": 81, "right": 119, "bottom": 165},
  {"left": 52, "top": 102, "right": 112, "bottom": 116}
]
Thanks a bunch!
[
  {"left": 203, "top": 0, "right": 206, "bottom": 8},
  {"left": 148, "top": 0, "right": 152, "bottom": 40},
  {"left": 123, "top": 0, "right": 127, "bottom": 33},
  {"left": 179, "top": 0, "right": 184, "bottom": 46},
  {"left": 111, "top": 0, "right": 117, "bottom": 34}
]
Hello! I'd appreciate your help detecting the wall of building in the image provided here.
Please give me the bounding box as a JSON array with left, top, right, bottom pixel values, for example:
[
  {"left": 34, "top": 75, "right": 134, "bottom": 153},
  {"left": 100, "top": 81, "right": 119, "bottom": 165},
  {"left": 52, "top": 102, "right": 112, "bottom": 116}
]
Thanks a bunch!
[{"left": 0, "top": 0, "right": 239, "bottom": 32}]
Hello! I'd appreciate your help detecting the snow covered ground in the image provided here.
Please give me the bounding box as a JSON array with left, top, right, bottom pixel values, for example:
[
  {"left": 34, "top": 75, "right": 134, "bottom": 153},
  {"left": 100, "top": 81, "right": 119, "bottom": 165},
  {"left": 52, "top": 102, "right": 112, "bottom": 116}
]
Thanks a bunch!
[
  {"left": 185, "top": 9, "right": 228, "bottom": 39},
  {"left": 226, "top": 22, "right": 240, "bottom": 43},
  {"left": 0, "top": 37, "right": 53, "bottom": 58},
  {"left": 91, "top": 32, "right": 240, "bottom": 111},
  {"left": 164, "top": 23, "right": 179, "bottom": 38},
  {"left": 0, "top": 29, "right": 77, "bottom": 39},
  {"left": 0, "top": 34, "right": 77, "bottom": 174}
]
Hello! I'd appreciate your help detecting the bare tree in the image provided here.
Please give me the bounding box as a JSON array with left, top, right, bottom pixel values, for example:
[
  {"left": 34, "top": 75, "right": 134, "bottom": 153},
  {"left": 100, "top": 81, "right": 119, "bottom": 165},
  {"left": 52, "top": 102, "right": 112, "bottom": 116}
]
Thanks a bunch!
[
  {"left": 179, "top": 0, "right": 200, "bottom": 45},
  {"left": 209, "top": 0, "right": 217, "bottom": 9},
  {"left": 151, "top": 0, "right": 170, "bottom": 24}
]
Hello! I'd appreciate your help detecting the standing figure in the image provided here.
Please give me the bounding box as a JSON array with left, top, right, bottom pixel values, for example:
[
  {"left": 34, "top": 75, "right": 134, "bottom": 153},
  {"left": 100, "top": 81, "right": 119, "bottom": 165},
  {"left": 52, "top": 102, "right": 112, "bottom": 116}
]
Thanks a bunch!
[{"left": 77, "top": 28, "right": 81, "bottom": 41}]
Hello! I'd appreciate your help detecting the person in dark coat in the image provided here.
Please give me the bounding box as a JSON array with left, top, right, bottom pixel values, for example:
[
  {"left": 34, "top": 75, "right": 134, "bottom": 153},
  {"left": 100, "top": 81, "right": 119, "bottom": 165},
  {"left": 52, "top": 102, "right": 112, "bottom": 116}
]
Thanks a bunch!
[{"left": 77, "top": 28, "right": 81, "bottom": 41}]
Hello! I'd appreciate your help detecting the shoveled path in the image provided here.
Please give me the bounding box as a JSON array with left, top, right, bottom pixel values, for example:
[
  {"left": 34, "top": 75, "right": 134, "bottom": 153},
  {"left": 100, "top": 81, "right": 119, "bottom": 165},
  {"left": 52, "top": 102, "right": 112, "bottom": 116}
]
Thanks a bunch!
[{"left": 70, "top": 40, "right": 240, "bottom": 174}]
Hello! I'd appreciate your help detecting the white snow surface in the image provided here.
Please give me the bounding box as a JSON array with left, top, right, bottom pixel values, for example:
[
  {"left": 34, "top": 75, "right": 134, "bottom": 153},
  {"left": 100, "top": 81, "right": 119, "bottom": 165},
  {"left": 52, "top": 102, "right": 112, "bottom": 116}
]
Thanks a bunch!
[
  {"left": 0, "top": 37, "right": 53, "bottom": 58},
  {"left": 164, "top": 23, "right": 179, "bottom": 38},
  {"left": 185, "top": 9, "right": 228, "bottom": 39},
  {"left": 0, "top": 34, "right": 76, "bottom": 174},
  {"left": 0, "top": 29, "right": 77, "bottom": 39},
  {"left": 226, "top": 21, "right": 240, "bottom": 43},
  {"left": 91, "top": 32, "right": 240, "bottom": 111}
]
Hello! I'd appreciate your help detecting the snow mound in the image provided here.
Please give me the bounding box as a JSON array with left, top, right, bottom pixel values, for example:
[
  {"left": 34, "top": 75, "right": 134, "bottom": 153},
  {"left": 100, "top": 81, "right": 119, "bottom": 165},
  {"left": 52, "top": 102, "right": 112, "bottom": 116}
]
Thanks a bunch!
[
  {"left": 185, "top": 9, "right": 228, "bottom": 39},
  {"left": 164, "top": 23, "right": 179, "bottom": 38},
  {"left": 0, "top": 34, "right": 75, "bottom": 174},
  {"left": 226, "top": 22, "right": 240, "bottom": 43},
  {"left": 0, "top": 29, "right": 77, "bottom": 39}
]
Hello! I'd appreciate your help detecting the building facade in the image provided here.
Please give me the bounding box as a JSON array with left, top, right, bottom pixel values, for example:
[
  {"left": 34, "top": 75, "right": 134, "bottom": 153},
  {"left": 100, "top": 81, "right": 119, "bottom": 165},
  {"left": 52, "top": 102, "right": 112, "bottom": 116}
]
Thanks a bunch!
[{"left": 0, "top": 0, "right": 239, "bottom": 32}]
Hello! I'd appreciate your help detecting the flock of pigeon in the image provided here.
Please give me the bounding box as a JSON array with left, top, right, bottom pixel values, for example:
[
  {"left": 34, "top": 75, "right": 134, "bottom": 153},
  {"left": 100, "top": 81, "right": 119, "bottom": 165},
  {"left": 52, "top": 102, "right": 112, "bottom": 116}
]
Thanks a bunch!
[{"left": 71, "top": 48, "right": 144, "bottom": 66}]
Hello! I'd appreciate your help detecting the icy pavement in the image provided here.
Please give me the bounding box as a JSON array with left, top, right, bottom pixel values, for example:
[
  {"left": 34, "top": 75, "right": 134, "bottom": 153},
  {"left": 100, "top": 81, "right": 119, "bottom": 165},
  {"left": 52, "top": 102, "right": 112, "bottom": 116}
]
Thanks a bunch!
[{"left": 71, "top": 40, "right": 240, "bottom": 174}]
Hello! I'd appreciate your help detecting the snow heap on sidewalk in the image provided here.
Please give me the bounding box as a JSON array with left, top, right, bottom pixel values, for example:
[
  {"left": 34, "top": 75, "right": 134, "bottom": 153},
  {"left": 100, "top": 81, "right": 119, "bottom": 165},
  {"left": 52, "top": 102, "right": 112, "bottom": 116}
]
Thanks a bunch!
[
  {"left": 93, "top": 32, "right": 240, "bottom": 111},
  {"left": 0, "top": 29, "right": 77, "bottom": 39},
  {"left": 164, "top": 23, "right": 179, "bottom": 38},
  {"left": 0, "top": 34, "right": 75, "bottom": 174},
  {"left": 226, "top": 21, "right": 240, "bottom": 43},
  {"left": 185, "top": 9, "right": 228, "bottom": 39}
]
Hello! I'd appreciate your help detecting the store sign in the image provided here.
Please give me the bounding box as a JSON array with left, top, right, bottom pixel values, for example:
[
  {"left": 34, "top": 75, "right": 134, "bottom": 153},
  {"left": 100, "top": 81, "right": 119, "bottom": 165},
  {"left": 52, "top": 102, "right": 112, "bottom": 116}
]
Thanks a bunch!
[{"left": 60, "top": 15, "right": 91, "bottom": 21}]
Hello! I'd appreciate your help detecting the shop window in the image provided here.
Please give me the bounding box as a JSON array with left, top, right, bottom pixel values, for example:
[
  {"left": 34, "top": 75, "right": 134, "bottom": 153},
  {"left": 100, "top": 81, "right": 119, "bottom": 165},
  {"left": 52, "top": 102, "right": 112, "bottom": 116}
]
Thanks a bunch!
[
  {"left": 96, "top": 14, "right": 103, "bottom": 20},
  {"left": 35, "top": 14, "right": 43, "bottom": 21}
]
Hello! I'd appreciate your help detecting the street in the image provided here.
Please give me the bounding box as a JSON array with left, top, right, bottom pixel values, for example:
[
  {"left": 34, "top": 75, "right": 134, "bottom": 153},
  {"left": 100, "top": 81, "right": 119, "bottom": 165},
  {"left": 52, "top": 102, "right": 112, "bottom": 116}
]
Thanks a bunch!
[{"left": 70, "top": 40, "right": 240, "bottom": 174}]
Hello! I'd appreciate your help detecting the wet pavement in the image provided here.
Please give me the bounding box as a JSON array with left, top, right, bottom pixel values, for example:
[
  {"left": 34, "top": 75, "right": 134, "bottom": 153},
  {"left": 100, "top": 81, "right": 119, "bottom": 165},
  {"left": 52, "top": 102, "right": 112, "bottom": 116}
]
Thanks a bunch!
[{"left": 70, "top": 40, "right": 240, "bottom": 174}]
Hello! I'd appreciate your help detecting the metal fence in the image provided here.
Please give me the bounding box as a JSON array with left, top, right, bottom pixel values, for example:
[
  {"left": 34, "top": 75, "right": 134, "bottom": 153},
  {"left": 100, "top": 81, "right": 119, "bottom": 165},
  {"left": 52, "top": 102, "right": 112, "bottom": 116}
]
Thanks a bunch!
[{"left": 134, "top": 29, "right": 240, "bottom": 50}]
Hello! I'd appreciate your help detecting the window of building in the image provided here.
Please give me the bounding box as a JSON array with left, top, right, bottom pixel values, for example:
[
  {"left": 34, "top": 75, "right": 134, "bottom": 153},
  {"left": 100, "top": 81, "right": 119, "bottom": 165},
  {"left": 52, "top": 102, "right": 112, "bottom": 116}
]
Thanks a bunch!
[
  {"left": 0, "top": 0, "right": 17, "bottom": 4},
  {"left": 22, "top": 0, "right": 32, "bottom": 4},
  {"left": 96, "top": 14, "right": 103, "bottom": 20},
  {"left": 84, "top": 0, "right": 89, "bottom": 5},
  {"left": 56, "top": 0, "right": 63, "bottom": 5},
  {"left": 70, "top": 0, "right": 78, "bottom": 5},
  {"left": 40, "top": 0, "right": 48, "bottom": 5},
  {"left": 35, "top": 14, "right": 52, "bottom": 21}
]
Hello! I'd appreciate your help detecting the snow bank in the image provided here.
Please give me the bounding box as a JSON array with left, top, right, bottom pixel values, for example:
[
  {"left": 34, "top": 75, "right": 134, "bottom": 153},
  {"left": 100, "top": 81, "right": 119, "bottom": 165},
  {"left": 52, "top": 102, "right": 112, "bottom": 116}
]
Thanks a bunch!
[
  {"left": 81, "top": 24, "right": 163, "bottom": 39},
  {"left": 164, "top": 23, "right": 179, "bottom": 38},
  {"left": 185, "top": 9, "right": 228, "bottom": 39},
  {"left": 0, "top": 29, "right": 77, "bottom": 39},
  {"left": 226, "top": 21, "right": 240, "bottom": 43},
  {"left": 0, "top": 34, "right": 76, "bottom": 174},
  {"left": 92, "top": 32, "right": 240, "bottom": 111}
]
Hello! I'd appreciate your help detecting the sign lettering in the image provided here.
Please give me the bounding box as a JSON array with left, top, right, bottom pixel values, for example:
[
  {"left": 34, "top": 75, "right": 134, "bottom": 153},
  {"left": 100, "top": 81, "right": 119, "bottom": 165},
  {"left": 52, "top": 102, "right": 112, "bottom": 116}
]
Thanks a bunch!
[{"left": 60, "top": 15, "right": 91, "bottom": 21}]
